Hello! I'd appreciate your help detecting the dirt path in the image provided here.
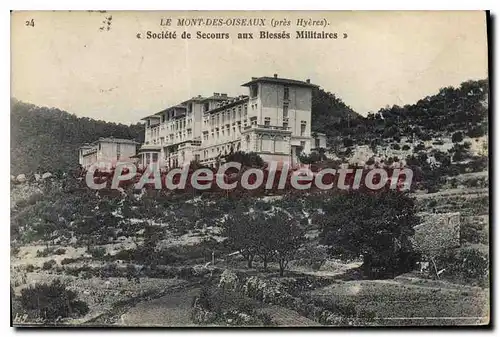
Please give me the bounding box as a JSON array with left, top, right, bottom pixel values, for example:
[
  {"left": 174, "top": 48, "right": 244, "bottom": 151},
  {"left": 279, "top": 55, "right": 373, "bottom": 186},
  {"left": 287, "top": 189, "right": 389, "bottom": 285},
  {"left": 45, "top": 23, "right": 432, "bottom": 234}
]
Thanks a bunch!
[
  {"left": 257, "top": 305, "right": 320, "bottom": 326},
  {"left": 117, "top": 287, "right": 201, "bottom": 327}
]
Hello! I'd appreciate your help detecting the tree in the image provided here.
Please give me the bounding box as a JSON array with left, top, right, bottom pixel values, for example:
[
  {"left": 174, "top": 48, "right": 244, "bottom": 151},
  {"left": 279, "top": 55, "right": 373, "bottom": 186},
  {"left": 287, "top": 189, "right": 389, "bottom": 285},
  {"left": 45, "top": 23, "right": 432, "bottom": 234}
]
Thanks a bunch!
[
  {"left": 318, "top": 191, "right": 420, "bottom": 278},
  {"left": 223, "top": 202, "right": 306, "bottom": 274},
  {"left": 452, "top": 131, "right": 464, "bottom": 143},
  {"left": 223, "top": 207, "right": 260, "bottom": 268},
  {"left": 310, "top": 88, "right": 359, "bottom": 137},
  {"left": 343, "top": 138, "right": 354, "bottom": 148},
  {"left": 224, "top": 151, "right": 264, "bottom": 168},
  {"left": 271, "top": 216, "right": 306, "bottom": 276},
  {"left": 298, "top": 150, "right": 327, "bottom": 164},
  {"left": 19, "top": 280, "right": 89, "bottom": 321}
]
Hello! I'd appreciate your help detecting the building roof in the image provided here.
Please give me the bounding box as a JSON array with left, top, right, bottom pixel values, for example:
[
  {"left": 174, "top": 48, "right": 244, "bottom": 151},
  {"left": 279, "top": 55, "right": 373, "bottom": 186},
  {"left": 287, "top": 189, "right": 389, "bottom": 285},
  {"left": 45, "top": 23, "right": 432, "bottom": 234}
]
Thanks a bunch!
[
  {"left": 140, "top": 114, "right": 161, "bottom": 121},
  {"left": 201, "top": 93, "right": 233, "bottom": 101},
  {"left": 205, "top": 96, "right": 250, "bottom": 114},
  {"left": 241, "top": 76, "right": 318, "bottom": 88},
  {"left": 96, "top": 137, "right": 139, "bottom": 145},
  {"left": 181, "top": 95, "right": 207, "bottom": 104}
]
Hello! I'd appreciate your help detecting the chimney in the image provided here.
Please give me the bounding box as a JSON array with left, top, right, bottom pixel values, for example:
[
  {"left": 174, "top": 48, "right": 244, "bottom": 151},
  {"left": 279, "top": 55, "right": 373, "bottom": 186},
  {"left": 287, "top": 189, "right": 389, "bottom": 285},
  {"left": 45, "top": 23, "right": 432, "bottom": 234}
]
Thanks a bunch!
[
  {"left": 306, "top": 79, "right": 310, "bottom": 83},
  {"left": 273, "top": 73, "right": 278, "bottom": 78}
]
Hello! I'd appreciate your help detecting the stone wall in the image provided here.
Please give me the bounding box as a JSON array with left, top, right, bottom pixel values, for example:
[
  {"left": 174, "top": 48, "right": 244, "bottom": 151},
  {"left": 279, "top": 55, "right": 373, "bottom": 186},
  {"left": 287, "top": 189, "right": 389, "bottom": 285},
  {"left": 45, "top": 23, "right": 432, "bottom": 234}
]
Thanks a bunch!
[{"left": 413, "top": 212, "right": 460, "bottom": 255}]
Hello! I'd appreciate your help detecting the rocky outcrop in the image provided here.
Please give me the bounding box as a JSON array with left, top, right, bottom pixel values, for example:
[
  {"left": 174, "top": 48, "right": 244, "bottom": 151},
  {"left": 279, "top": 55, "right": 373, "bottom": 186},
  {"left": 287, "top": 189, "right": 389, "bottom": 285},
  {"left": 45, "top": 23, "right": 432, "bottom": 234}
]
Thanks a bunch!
[{"left": 42, "top": 172, "right": 53, "bottom": 179}]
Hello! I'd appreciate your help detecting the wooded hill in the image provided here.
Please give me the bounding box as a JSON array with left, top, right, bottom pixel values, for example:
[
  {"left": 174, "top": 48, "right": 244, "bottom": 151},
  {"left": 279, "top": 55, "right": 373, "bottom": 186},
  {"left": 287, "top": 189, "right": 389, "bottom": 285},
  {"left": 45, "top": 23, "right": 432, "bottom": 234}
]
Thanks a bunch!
[{"left": 10, "top": 99, "right": 144, "bottom": 175}]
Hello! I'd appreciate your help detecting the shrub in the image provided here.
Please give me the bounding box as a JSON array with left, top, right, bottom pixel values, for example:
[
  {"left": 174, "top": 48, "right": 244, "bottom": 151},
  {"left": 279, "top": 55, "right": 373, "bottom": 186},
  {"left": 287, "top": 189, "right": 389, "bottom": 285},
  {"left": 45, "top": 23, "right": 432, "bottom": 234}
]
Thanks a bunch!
[
  {"left": 402, "top": 145, "right": 410, "bottom": 151},
  {"left": 193, "top": 285, "right": 270, "bottom": 325},
  {"left": 100, "top": 263, "right": 119, "bottom": 278},
  {"left": 466, "top": 125, "right": 486, "bottom": 138},
  {"left": 391, "top": 143, "right": 401, "bottom": 150},
  {"left": 365, "top": 157, "right": 375, "bottom": 165},
  {"left": 42, "top": 259, "right": 57, "bottom": 270},
  {"left": 449, "top": 178, "right": 458, "bottom": 189},
  {"left": 460, "top": 219, "right": 488, "bottom": 244},
  {"left": 36, "top": 248, "right": 54, "bottom": 258},
  {"left": 427, "top": 199, "right": 438, "bottom": 209},
  {"left": 11, "top": 246, "right": 20, "bottom": 257},
  {"left": 61, "top": 258, "right": 79, "bottom": 265},
  {"left": 458, "top": 249, "right": 489, "bottom": 282},
  {"left": 434, "top": 248, "right": 489, "bottom": 286},
  {"left": 25, "top": 264, "right": 35, "bottom": 272},
  {"left": 54, "top": 248, "right": 66, "bottom": 255},
  {"left": 452, "top": 131, "right": 464, "bottom": 143},
  {"left": 19, "top": 280, "right": 89, "bottom": 321},
  {"left": 111, "top": 248, "right": 135, "bottom": 262},
  {"left": 420, "top": 133, "right": 432, "bottom": 141},
  {"left": 414, "top": 143, "right": 426, "bottom": 152},
  {"left": 343, "top": 138, "right": 354, "bottom": 148},
  {"left": 88, "top": 247, "right": 107, "bottom": 259}
]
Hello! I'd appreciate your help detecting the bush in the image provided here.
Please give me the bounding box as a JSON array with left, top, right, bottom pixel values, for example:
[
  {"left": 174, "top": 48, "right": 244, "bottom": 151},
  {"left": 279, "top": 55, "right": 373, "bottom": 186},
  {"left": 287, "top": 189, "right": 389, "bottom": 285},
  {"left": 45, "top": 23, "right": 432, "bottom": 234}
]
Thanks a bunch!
[
  {"left": 36, "top": 248, "right": 54, "bottom": 258},
  {"left": 365, "top": 157, "right": 375, "bottom": 165},
  {"left": 88, "top": 247, "right": 107, "bottom": 259},
  {"left": 54, "top": 248, "right": 66, "bottom": 255},
  {"left": 391, "top": 143, "right": 401, "bottom": 150},
  {"left": 466, "top": 125, "right": 486, "bottom": 138},
  {"left": 100, "top": 263, "right": 119, "bottom": 278},
  {"left": 460, "top": 218, "right": 488, "bottom": 244},
  {"left": 414, "top": 143, "right": 426, "bottom": 152},
  {"left": 402, "top": 145, "right": 410, "bottom": 151},
  {"left": 343, "top": 138, "right": 354, "bottom": 148},
  {"left": 11, "top": 246, "right": 20, "bottom": 257},
  {"left": 452, "top": 131, "right": 464, "bottom": 143},
  {"left": 25, "top": 264, "right": 35, "bottom": 272},
  {"left": 42, "top": 259, "right": 57, "bottom": 270},
  {"left": 193, "top": 285, "right": 270, "bottom": 325},
  {"left": 61, "top": 258, "right": 80, "bottom": 265},
  {"left": 19, "top": 280, "right": 89, "bottom": 321},
  {"left": 434, "top": 248, "right": 489, "bottom": 286}
]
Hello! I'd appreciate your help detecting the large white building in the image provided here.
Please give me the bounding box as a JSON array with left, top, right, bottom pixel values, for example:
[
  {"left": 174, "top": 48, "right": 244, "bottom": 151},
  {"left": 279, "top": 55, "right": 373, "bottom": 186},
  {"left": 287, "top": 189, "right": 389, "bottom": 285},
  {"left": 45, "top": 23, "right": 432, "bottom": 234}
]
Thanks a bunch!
[{"left": 138, "top": 75, "right": 326, "bottom": 168}]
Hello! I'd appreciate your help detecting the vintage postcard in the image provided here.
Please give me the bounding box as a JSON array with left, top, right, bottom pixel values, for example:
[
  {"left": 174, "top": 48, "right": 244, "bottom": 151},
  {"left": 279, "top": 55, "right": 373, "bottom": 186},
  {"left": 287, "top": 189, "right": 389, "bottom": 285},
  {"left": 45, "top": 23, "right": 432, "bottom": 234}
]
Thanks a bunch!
[{"left": 10, "top": 11, "right": 490, "bottom": 327}]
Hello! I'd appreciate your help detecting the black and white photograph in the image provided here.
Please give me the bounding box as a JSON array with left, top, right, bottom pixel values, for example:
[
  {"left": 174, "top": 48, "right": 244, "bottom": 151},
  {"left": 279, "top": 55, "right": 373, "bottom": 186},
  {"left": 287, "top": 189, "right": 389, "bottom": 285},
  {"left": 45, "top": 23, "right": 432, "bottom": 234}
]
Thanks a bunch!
[{"left": 9, "top": 10, "right": 490, "bottom": 327}]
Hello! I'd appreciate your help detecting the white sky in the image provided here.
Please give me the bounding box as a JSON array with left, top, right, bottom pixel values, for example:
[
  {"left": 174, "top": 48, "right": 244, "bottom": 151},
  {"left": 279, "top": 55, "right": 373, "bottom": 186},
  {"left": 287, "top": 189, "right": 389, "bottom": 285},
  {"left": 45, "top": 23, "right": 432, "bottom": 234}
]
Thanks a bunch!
[{"left": 11, "top": 10, "right": 488, "bottom": 124}]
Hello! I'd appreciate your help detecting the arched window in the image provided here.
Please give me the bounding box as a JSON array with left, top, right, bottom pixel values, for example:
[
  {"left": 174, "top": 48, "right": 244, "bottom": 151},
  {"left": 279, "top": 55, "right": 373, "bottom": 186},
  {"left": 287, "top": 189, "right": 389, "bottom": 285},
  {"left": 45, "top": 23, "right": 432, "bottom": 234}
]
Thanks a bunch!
[
  {"left": 261, "top": 135, "right": 272, "bottom": 153},
  {"left": 275, "top": 136, "right": 284, "bottom": 153}
]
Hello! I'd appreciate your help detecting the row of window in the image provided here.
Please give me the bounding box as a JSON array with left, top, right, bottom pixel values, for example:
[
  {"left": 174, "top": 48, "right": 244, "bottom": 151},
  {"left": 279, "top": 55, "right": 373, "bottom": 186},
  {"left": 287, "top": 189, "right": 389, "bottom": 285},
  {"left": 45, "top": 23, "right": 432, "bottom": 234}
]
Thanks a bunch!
[
  {"left": 202, "top": 142, "right": 241, "bottom": 159},
  {"left": 204, "top": 104, "right": 248, "bottom": 127}
]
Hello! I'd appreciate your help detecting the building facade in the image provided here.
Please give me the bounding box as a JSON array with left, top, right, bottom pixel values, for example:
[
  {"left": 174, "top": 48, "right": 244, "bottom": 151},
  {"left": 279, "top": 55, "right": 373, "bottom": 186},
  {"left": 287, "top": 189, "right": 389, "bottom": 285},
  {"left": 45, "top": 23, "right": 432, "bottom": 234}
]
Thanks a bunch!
[
  {"left": 139, "top": 75, "right": 325, "bottom": 168},
  {"left": 79, "top": 137, "right": 139, "bottom": 169}
]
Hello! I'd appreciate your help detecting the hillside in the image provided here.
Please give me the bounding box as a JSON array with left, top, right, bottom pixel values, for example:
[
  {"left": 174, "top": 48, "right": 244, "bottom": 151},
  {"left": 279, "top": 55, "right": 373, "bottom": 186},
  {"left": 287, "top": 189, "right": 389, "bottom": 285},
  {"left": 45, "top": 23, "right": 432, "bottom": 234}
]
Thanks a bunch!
[
  {"left": 311, "top": 88, "right": 361, "bottom": 136},
  {"left": 11, "top": 78, "right": 488, "bottom": 175},
  {"left": 10, "top": 99, "right": 144, "bottom": 176},
  {"left": 324, "top": 79, "right": 489, "bottom": 144}
]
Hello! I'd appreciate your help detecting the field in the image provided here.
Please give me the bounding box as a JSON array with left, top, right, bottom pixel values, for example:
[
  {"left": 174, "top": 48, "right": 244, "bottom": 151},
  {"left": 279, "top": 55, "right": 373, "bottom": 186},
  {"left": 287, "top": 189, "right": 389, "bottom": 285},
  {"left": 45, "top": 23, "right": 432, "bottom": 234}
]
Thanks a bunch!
[{"left": 10, "top": 168, "right": 490, "bottom": 327}]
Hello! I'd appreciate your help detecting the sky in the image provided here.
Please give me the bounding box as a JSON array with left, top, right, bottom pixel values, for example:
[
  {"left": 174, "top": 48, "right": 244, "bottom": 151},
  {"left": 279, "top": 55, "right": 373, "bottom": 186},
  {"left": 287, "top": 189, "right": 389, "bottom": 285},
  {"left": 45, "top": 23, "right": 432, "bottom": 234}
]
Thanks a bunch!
[{"left": 11, "top": 11, "right": 488, "bottom": 125}]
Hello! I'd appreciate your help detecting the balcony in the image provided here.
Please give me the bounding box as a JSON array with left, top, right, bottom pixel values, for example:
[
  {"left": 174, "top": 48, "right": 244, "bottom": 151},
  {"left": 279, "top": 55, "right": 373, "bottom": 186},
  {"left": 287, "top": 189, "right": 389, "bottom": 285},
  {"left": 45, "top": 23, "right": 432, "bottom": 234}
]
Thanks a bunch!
[{"left": 243, "top": 124, "right": 291, "bottom": 132}]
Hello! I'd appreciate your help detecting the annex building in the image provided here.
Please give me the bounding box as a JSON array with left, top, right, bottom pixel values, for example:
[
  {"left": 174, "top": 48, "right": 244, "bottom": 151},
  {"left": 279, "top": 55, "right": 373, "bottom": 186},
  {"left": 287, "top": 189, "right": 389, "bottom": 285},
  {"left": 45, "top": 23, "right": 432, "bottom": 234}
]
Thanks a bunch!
[{"left": 79, "top": 137, "right": 139, "bottom": 169}]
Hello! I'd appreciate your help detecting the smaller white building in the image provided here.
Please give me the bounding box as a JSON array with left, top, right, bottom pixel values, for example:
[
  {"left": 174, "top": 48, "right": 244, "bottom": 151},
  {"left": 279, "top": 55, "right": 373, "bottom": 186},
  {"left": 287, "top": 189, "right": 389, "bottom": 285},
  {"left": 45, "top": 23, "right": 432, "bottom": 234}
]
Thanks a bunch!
[{"left": 79, "top": 137, "right": 139, "bottom": 169}]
